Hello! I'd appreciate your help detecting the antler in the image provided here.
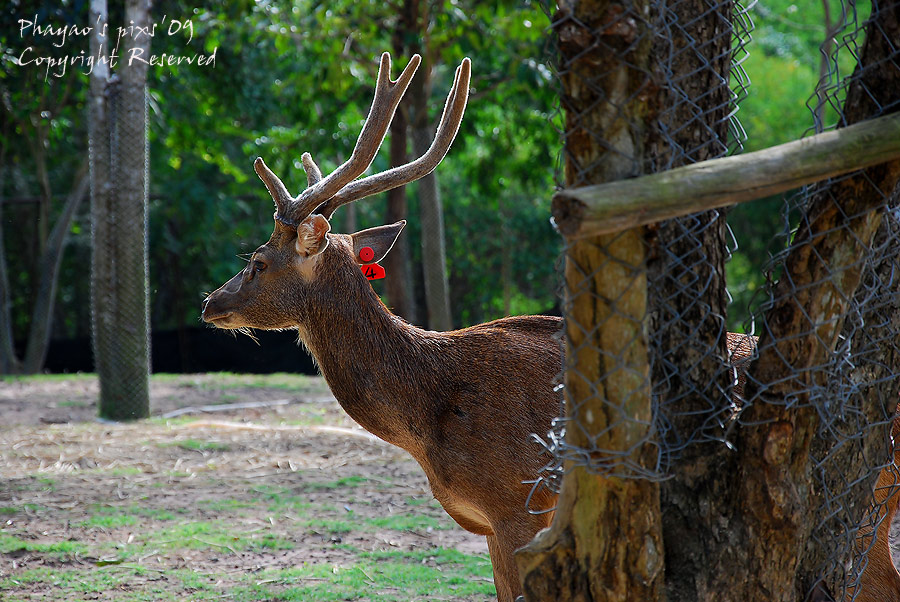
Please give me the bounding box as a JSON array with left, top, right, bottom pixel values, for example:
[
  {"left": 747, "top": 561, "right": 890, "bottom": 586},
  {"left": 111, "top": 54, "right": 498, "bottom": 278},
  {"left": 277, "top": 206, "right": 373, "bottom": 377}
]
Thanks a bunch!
[
  {"left": 255, "top": 53, "right": 470, "bottom": 227},
  {"left": 319, "top": 57, "right": 471, "bottom": 219},
  {"left": 280, "top": 52, "right": 421, "bottom": 221}
]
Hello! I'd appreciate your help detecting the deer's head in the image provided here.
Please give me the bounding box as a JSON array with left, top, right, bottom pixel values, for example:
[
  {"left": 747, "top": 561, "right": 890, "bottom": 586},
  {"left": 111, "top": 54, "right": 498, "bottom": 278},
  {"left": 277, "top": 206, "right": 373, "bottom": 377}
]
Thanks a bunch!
[{"left": 201, "top": 53, "right": 470, "bottom": 331}]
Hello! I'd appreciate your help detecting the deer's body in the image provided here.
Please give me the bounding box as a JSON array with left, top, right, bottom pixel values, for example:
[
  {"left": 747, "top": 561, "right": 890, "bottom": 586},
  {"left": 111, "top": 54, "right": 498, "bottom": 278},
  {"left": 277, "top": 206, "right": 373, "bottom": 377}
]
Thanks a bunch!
[
  {"left": 851, "top": 409, "right": 900, "bottom": 602},
  {"left": 308, "top": 238, "right": 560, "bottom": 600},
  {"left": 201, "top": 52, "right": 900, "bottom": 602}
]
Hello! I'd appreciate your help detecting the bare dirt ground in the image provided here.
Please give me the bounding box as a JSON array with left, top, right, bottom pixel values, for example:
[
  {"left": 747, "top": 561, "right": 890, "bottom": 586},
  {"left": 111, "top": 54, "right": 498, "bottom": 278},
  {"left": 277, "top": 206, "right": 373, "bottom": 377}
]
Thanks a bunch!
[{"left": 0, "top": 374, "right": 493, "bottom": 601}]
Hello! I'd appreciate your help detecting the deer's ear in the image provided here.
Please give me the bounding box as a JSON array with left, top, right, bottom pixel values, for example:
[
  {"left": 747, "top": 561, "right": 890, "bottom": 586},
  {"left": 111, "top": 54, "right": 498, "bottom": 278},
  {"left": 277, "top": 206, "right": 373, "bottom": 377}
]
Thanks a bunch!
[
  {"left": 295, "top": 214, "right": 331, "bottom": 257},
  {"left": 350, "top": 221, "right": 406, "bottom": 264}
]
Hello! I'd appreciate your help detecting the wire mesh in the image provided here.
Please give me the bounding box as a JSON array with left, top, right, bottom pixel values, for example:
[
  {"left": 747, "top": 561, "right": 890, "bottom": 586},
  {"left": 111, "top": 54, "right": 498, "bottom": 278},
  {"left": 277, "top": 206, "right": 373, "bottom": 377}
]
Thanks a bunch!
[
  {"left": 90, "top": 71, "right": 151, "bottom": 421},
  {"left": 532, "top": 0, "right": 752, "bottom": 488},
  {"left": 534, "top": 0, "right": 900, "bottom": 598}
]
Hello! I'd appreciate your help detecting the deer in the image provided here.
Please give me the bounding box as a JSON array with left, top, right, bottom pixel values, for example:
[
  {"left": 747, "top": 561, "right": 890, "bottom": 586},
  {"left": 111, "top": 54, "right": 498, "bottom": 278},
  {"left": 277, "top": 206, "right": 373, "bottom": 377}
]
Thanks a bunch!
[
  {"left": 849, "top": 407, "right": 900, "bottom": 602},
  {"left": 200, "top": 52, "right": 900, "bottom": 602},
  {"left": 201, "top": 52, "right": 559, "bottom": 601}
]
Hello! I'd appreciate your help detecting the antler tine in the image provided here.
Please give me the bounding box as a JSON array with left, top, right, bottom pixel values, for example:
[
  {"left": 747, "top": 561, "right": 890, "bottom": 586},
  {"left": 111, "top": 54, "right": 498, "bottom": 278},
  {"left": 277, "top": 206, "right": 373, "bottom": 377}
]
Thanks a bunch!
[
  {"left": 301, "top": 152, "right": 322, "bottom": 187},
  {"left": 319, "top": 57, "right": 471, "bottom": 219},
  {"left": 254, "top": 157, "right": 295, "bottom": 217},
  {"left": 289, "top": 52, "right": 422, "bottom": 220}
]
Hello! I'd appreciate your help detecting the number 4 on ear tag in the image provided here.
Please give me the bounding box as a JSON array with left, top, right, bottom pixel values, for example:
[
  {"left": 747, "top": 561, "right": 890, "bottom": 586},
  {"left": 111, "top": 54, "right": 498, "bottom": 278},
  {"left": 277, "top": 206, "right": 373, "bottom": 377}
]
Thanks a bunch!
[
  {"left": 358, "top": 246, "right": 386, "bottom": 280},
  {"left": 361, "top": 263, "right": 386, "bottom": 280}
]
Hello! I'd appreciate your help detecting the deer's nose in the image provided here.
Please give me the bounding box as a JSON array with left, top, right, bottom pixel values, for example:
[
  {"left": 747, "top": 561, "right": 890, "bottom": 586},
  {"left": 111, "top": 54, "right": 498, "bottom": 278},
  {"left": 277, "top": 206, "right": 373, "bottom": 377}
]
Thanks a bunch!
[{"left": 201, "top": 293, "right": 227, "bottom": 322}]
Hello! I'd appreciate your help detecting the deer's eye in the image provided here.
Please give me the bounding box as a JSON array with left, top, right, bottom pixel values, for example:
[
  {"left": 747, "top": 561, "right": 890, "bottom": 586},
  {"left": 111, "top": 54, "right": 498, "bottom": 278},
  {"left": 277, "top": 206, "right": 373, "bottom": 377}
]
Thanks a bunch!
[{"left": 252, "top": 259, "right": 267, "bottom": 273}]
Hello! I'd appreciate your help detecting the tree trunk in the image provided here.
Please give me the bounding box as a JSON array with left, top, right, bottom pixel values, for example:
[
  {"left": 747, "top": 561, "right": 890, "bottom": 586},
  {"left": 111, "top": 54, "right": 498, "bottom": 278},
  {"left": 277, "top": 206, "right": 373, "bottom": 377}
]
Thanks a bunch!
[
  {"left": 690, "top": 5, "right": 900, "bottom": 600},
  {"left": 834, "top": 207, "right": 900, "bottom": 600},
  {"left": 410, "top": 75, "right": 453, "bottom": 331},
  {"left": 90, "top": 0, "right": 151, "bottom": 420},
  {"left": 402, "top": 0, "right": 452, "bottom": 331},
  {"left": 516, "top": 1, "right": 663, "bottom": 599},
  {"left": 22, "top": 160, "right": 90, "bottom": 373},
  {"left": 0, "top": 196, "right": 19, "bottom": 374},
  {"left": 383, "top": 30, "right": 417, "bottom": 323},
  {"left": 776, "top": 6, "right": 900, "bottom": 595},
  {"left": 647, "top": 2, "right": 734, "bottom": 599},
  {"left": 89, "top": 0, "right": 113, "bottom": 393}
]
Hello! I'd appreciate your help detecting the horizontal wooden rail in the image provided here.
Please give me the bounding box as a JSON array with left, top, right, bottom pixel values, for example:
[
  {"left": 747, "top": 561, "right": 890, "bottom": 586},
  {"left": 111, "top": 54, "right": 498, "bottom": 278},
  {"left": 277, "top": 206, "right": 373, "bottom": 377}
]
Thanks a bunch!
[{"left": 552, "top": 111, "right": 900, "bottom": 239}]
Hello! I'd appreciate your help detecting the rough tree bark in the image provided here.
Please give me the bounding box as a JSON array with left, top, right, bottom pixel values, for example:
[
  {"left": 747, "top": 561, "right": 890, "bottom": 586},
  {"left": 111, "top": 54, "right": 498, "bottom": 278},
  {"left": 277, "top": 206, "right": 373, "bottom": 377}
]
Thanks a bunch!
[
  {"left": 744, "top": 5, "right": 900, "bottom": 598},
  {"left": 515, "top": 1, "right": 663, "bottom": 599},
  {"left": 89, "top": 0, "right": 113, "bottom": 392},
  {"left": 90, "top": 0, "right": 151, "bottom": 420},
  {"left": 647, "top": 2, "right": 734, "bottom": 600},
  {"left": 679, "top": 5, "right": 900, "bottom": 600}
]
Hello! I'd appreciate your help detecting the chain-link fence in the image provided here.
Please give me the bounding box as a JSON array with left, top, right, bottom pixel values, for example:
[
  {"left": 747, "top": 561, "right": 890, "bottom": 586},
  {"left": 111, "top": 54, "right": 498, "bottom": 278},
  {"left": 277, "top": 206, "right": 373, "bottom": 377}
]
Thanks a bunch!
[
  {"left": 89, "top": 3, "right": 151, "bottom": 421},
  {"left": 532, "top": 1, "right": 900, "bottom": 599}
]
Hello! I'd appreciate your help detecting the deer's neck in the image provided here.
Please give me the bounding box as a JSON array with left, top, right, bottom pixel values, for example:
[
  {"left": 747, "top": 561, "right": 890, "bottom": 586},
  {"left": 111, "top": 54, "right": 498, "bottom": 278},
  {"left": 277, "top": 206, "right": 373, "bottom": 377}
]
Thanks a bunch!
[{"left": 298, "top": 270, "right": 439, "bottom": 453}]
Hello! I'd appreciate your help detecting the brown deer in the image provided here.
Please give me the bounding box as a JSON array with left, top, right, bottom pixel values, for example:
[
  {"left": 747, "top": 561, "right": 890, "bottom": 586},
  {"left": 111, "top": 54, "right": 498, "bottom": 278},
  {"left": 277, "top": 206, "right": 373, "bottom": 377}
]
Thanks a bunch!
[
  {"left": 849, "top": 407, "right": 900, "bottom": 602},
  {"left": 201, "top": 52, "right": 900, "bottom": 601},
  {"left": 201, "top": 52, "right": 559, "bottom": 601}
]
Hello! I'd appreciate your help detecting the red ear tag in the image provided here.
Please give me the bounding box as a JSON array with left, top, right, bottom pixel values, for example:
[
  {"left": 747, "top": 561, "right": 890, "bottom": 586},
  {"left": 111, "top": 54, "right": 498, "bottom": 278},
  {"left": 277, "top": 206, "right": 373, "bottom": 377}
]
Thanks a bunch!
[
  {"left": 361, "top": 263, "right": 386, "bottom": 280},
  {"left": 359, "top": 246, "right": 375, "bottom": 262}
]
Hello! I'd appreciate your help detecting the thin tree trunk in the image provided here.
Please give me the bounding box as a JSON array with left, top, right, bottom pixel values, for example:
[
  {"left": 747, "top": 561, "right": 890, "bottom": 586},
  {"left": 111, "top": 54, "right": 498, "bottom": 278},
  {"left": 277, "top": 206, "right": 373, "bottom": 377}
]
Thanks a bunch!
[
  {"left": 411, "top": 124, "right": 452, "bottom": 331},
  {"left": 89, "top": 0, "right": 114, "bottom": 391},
  {"left": 22, "top": 159, "right": 90, "bottom": 373},
  {"left": 516, "top": 1, "right": 663, "bottom": 599},
  {"left": 381, "top": 0, "right": 424, "bottom": 326},
  {"left": 0, "top": 194, "right": 19, "bottom": 374},
  {"left": 384, "top": 100, "right": 417, "bottom": 323},
  {"left": 409, "top": 61, "right": 453, "bottom": 331}
]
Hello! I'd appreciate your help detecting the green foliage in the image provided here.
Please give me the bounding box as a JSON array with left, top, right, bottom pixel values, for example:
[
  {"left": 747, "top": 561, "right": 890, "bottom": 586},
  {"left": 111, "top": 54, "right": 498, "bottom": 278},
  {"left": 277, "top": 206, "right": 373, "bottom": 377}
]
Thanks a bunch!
[
  {"left": 1, "top": 0, "right": 867, "bottom": 356},
  {"left": 725, "top": 1, "right": 862, "bottom": 329},
  {"left": 3, "top": 0, "right": 559, "bottom": 358}
]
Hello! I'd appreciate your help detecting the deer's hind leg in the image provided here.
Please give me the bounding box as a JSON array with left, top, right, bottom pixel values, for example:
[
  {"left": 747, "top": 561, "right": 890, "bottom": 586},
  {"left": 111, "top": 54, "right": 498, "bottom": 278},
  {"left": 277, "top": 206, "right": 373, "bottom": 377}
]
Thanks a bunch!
[{"left": 486, "top": 515, "right": 552, "bottom": 602}]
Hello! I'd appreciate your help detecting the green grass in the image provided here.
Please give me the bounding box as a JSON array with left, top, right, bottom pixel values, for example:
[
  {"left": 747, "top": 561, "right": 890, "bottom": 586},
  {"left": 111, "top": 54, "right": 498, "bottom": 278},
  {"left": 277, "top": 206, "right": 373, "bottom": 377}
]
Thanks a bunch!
[
  {"left": 0, "top": 523, "right": 492, "bottom": 601},
  {"left": 35, "top": 476, "right": 57, "bottom": 490},
  {"left": 133, "top": 519, "right": 298, "bottom": 554},
  {"left": 79, "top": 504, "right": 179, "bottom": 529},
  {"left": 0, "top": 372, "right": 326, "bottom": 392},
  {"left": 1, "top": 372, "right": 490, "bottom": 600},
  {"left": 240, "top": 547, "right": 494, "bottom": 601},
  {"left": 303, "top": 475, "right": 368, "bottom": 491},
  {"left": 79, "top": 513, "right": 139, "bottom": 529},
  {"left": 151, "top": 372, "right": 327, "bottom": 393},
  {"left": 0, "top": 534, "right": 87, "bottom": 557},
  {"left": 365, "top": 513, "right": 447, "bottom": 532},
  {"left": 198, "top": 497, "right": 257, "bottom": 512},
  {"left": 303, "top": 518, "right": 355, "bottom": 535},
  {"left": 0, "top": 555, "right": 494, "bottom": 601},
  {"left": 0, "top": 373, "right": 95, "bottom": 384},
  {"left": 57, "top": 399, "right": 92, "bottom": 408},
  {"left": 106, "top": 466, "right": 144, "bottom": 477},
  {"left": 248, "top": 484, "right": 314, "bottom": 513},
  {"left": 158, "top": 438, "right": 232, "bottom": 452}
]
